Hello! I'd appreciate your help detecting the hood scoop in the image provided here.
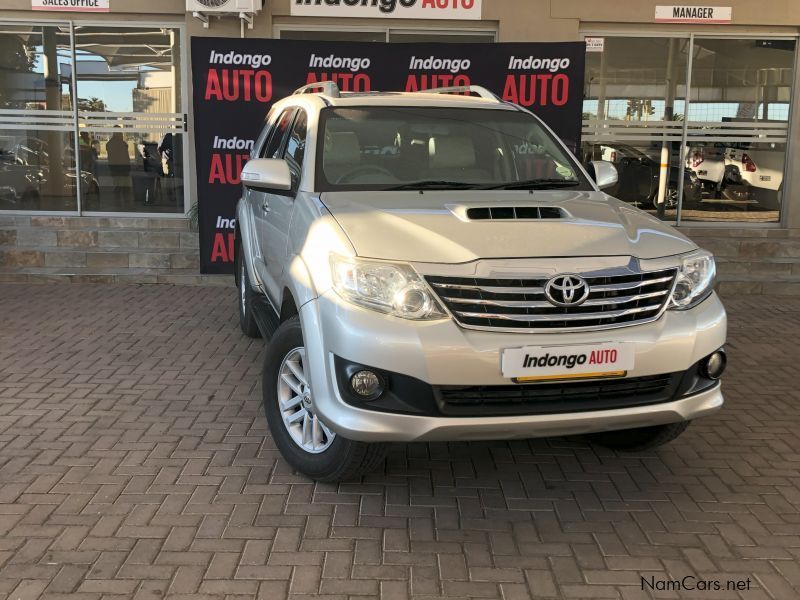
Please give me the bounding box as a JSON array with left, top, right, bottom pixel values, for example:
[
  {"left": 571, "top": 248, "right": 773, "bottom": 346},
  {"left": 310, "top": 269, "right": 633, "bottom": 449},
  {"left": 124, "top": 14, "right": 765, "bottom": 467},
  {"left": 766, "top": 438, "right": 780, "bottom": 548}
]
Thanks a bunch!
[{"left": 459, "top": 205, "right": 568, "bottom": 221}]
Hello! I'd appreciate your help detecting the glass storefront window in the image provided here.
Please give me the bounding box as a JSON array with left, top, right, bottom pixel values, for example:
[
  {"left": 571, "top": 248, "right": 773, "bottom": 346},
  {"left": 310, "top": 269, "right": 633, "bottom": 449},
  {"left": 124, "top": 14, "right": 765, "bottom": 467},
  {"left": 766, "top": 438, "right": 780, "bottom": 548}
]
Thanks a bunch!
[
  {"left": 0, "top": 24, "right": 77, "bottom": 212},
  {"left": 73, "top": 26, "right": 181, "bottom": 113},
  {"left": 78, "top": 130, "right": 183, "bottom": 212},
  {"left": 582, "top": 35, "right": 797, "bottom": 224},
  {"left": 0, "top": 22, "right": 185, "bottom": 215},
  {"left": 74, "top": 26, "right": 183, "bottom": 214},
  {"left": 681, "top": 38, "right": 795, "bottom": 223},
  {"left": 583, "top": 37, "right": 689, "bottom": 220}
]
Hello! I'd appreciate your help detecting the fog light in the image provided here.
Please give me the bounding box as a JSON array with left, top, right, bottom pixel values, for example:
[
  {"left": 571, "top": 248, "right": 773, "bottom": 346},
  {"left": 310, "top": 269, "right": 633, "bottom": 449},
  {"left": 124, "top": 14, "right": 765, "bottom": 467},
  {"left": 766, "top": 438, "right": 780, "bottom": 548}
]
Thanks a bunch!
[
  {"left": 350, "top": 370, "right": 383, "bottom": 400},
  {"left": 702, "top": 350, "right": 727, "bottom": 380}
]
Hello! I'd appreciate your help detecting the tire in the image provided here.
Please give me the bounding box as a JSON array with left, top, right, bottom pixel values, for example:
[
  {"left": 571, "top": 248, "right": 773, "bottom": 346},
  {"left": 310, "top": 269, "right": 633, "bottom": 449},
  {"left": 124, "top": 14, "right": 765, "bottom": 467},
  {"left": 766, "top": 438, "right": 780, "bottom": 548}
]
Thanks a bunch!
[
  {"left": 681, "top": 187, "right": 701, "bottom": 211},
  {"left": 721, "top": 183, "right": 752, "bottom": 202},
  {"left": 752, "top": 186, "right": 780, "bottom": 212},
  {"left": 237, "top": 243, "right": 261, "bottom": 339},
  {"left": 587, "top": 421, "right": 690, "bottom": 451},
  {"left": 263, "top": 317, "right": 389, "bottom": 482}
]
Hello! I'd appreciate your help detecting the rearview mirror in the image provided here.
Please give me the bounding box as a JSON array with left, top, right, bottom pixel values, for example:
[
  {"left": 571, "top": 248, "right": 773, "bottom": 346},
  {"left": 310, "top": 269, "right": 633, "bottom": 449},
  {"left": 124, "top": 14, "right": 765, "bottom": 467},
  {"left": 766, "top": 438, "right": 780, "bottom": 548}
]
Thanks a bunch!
[
  {"left": 589, "top": 160, "right": 619, "bottom": 190},
  {"left": 241, "top": 158, "right": 292, "bottom": 192}
]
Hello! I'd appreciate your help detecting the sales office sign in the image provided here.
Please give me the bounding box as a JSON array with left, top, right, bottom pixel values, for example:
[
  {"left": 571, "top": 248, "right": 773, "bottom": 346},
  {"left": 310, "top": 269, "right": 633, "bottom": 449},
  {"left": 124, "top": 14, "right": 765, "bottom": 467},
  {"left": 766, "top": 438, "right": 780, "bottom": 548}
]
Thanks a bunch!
[
  {"left": 292, "top": 0, "right": 483, "bottom": 20},
  {"left": 32, "top": 0, "right": 109, "bottom": 11}
]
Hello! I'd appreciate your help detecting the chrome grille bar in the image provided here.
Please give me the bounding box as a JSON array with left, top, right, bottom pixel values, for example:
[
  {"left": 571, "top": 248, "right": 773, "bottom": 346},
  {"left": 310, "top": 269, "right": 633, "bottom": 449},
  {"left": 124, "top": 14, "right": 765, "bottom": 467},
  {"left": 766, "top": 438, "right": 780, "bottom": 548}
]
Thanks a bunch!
[
  {"left": 429, "top": 282, "right": 546, "bottom": 294},
  {"left": 453, "top": 304, "right": 663, "bottom": 322},
  {"left": 444, "top": 289, "right": 669, "bottom": 308},
  {"left": 426, "top": 267, "right": 677, "bottom": 332},
  {"left": 589, "top": 275, "right": 674, "bottom": 292}
]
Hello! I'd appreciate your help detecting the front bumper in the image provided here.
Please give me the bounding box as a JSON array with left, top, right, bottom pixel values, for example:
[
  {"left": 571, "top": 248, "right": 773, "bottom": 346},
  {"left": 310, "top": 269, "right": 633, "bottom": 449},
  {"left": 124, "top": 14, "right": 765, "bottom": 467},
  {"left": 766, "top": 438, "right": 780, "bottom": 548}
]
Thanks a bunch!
[{"left": 300, "top": 289, "right": 727, "bottom": 443}]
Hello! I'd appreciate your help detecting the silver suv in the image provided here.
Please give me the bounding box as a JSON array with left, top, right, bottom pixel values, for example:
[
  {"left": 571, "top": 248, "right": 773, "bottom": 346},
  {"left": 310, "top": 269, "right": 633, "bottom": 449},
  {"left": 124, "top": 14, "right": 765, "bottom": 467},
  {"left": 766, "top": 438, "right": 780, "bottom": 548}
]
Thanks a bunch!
[{"left": 235, "top": 83, "right": 727, "bottom": 481}]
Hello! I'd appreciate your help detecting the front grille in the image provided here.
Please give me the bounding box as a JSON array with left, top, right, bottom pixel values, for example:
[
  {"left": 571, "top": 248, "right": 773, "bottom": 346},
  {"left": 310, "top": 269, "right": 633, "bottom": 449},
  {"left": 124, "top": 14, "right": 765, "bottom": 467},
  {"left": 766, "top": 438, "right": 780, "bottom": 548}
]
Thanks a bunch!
[
  {"left": 426, "top": 267, "right": 677, "bottom": 331},
  {"left": 437, "top": 373, "right": 678, "bottom": 416}
]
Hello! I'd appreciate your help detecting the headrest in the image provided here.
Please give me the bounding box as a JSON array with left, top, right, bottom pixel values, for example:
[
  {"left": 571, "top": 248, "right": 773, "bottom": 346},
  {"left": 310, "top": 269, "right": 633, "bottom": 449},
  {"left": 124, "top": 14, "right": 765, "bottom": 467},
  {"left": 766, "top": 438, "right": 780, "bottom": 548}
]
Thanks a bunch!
[
  {"left": 324, "top": 132, "right": 361, "bottom": 167},
  {"left": 429, "top": 136, "right": 476, "bottom": 169}
]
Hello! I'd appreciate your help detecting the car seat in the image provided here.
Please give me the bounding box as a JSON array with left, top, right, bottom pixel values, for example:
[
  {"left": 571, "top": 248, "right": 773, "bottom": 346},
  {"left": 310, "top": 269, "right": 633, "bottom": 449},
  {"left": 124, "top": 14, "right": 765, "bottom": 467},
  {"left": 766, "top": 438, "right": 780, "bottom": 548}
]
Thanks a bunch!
[
  {"left": 323, "top": 132, "right": 361, "bottom": 183},
  {"left": 427, "top": 136, "right": 489, "bottom": 182}
]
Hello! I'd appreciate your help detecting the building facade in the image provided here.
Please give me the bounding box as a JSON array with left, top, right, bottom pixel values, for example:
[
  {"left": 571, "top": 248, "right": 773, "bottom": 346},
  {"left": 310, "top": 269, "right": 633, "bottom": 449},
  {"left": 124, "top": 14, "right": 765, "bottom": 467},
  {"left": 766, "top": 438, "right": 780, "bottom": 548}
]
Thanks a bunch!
[{"left": 0, "top": 0, "right": 798, "bottom": 289}]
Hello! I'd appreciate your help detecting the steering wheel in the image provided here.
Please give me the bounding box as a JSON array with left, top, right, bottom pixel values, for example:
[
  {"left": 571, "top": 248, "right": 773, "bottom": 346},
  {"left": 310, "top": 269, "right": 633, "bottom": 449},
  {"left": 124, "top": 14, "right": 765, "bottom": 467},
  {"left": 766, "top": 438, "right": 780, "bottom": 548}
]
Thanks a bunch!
[{"left": 336, "top": 165, "right": 395, "bottom": 184}]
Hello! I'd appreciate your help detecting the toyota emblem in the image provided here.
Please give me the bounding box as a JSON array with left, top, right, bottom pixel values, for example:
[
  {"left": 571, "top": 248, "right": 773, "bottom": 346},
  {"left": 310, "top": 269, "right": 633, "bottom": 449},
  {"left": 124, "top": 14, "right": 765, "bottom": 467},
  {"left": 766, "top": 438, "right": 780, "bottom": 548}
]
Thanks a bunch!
[{"left": 544, "top": 275, "right": 590, "bottom": 307}]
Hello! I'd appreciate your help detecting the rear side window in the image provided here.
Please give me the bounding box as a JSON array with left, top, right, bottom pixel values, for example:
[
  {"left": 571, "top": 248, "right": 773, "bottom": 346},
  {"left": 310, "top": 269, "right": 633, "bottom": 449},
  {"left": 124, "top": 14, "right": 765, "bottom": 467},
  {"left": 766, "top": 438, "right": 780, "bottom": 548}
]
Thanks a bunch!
[
  {"left": 285, "top": 111, "right": 308, "bottom": 169},
  {"left": 260, "top": 108, "right": 295, "bottom": 158},
  {"left": 284, "top": 111, "right": 308, "bottom": 191}
]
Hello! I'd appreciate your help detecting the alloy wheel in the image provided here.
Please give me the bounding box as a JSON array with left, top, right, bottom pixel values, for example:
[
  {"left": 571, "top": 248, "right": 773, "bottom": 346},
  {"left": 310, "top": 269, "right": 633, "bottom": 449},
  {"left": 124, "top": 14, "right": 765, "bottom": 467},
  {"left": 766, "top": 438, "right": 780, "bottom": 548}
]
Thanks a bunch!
[
  {"left": 665, "top": 187, "right": 679, "bottom": 209},
  {"left": 277, "top": 347, "right": 335, "bottom": 454}
]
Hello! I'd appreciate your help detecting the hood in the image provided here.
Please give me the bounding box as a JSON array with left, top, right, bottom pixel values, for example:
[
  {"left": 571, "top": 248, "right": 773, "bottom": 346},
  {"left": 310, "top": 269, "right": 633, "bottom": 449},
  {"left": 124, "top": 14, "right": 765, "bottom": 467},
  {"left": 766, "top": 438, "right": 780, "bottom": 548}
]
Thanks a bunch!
[{"left": 319, "top": 190, "right": 696, "bottom": 263}]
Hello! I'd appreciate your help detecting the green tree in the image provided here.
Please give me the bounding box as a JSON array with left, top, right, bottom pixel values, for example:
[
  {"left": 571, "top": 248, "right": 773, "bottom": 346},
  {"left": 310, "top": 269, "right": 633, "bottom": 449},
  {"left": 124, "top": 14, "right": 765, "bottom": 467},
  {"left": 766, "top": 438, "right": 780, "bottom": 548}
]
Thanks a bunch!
[
  {"left": 625, "top": 99, "right": 655, "bottom": 121},
  {"left": 0, "top": 36, "right": 37, "bottom": 108},
  {"left": 77, "top": 97, "right": 107, "bottom": 112}
]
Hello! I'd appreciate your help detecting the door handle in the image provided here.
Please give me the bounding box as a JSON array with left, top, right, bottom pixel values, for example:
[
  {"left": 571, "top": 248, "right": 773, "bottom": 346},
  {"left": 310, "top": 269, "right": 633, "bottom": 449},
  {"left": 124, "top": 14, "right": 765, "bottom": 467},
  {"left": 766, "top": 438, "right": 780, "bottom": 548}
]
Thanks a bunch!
[{"left": 261, "top": 199, "right": 271, "bottom": 213}]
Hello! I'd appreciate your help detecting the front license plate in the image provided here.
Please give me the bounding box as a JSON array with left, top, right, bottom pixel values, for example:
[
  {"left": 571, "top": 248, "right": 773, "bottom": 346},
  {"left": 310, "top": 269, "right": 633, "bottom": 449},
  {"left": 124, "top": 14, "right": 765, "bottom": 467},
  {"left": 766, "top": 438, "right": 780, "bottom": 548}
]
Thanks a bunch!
[{"left": 501, "top": 343, "right": 634, "bottom": 382}]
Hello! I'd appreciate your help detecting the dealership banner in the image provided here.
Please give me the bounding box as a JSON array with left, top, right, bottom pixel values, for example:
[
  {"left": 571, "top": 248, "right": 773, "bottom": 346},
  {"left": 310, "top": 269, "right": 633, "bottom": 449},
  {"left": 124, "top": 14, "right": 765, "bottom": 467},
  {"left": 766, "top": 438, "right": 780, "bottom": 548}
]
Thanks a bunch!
[
  {"left": 191, "top": 37, "right": 585, "bottom": 274},
  {"left": 291, "top": 0, "right": 483, "bottom": 20}
]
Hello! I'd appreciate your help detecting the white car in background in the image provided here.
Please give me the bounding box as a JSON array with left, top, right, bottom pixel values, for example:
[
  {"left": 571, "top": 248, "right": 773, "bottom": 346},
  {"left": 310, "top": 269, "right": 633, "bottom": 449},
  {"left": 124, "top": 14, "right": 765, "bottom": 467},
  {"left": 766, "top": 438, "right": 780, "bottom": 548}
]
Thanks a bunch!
[
  {"left": 725, "top": 145, "right": 783, "bottom": 208},
  {"left": 686, "top": 145, "right": 726, "bottom": 191},
  {"left": 686, "top": 142, "right": 784, "bottom": 210},
  {"left": 685, "top": 145, "right": 755, "bottom": 206}
]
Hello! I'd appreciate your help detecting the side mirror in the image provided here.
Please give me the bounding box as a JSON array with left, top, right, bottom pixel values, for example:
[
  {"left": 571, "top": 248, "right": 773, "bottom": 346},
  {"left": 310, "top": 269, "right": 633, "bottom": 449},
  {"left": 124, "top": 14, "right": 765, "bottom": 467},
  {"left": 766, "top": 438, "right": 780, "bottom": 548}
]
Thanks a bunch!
[
  {"left": 589, "top": 160, "right": 619, "bottom": 190},
  {"left": 241, "top": 158, "right": 292, "bottom": 192}
]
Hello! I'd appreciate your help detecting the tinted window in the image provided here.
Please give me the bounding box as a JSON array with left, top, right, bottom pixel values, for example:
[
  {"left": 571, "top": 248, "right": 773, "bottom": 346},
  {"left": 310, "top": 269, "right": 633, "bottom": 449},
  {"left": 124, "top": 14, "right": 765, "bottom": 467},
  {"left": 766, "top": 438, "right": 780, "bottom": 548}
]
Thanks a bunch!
[
  {"left": 285, "top": 111, "right": 307, "bottom": 168},
  {"left": 261, "top": 108, "right": 294, "bottom": 158},
  {"left": 315, "top": 107, "right": 590, "bottom": 192}
]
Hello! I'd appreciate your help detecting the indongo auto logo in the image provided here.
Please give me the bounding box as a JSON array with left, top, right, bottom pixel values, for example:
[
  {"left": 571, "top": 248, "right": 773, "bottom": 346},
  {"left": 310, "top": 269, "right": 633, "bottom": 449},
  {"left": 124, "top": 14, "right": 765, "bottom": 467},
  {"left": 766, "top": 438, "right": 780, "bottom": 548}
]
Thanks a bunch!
[{"left": 545, "top": 275, "right": 590, "bottom": 307}]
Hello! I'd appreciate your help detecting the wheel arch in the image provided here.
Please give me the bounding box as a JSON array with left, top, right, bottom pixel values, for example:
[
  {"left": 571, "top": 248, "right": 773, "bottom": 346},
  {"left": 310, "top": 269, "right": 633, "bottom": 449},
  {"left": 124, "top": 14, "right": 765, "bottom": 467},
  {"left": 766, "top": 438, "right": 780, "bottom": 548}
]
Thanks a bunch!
[
  {"left": 280, "top": 288, "right": 299, "bottom": 323},
  {"left": 284, "top": 254, "right": 319, "bottom": 315}
]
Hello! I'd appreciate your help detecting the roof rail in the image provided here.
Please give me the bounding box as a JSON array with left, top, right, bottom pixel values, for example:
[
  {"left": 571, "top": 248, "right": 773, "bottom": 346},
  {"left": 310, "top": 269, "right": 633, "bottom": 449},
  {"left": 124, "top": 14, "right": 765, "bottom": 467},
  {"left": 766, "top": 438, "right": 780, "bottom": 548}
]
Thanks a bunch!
[
  {"left": 293, "top": 81, "right": 341, "bottom": 98},
  {"left": 416, "top": 85, "right": 500, "bottom": 102}
]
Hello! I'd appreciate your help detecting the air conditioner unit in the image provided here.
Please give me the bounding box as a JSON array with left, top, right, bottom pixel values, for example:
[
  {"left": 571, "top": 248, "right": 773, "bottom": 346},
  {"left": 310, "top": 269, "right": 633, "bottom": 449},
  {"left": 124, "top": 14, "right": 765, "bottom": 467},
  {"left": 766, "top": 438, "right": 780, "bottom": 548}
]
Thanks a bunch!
[{"left": 186, "top": 0, "right": 260, "bottom": 13}]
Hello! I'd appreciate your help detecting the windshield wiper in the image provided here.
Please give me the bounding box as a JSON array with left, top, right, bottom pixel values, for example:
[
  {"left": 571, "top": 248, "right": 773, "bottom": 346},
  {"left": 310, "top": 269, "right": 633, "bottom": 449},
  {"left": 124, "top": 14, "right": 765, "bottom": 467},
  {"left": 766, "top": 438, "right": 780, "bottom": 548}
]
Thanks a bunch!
[
  {"left": 385, "top": 180, "right": 482, "bottom": 191},
  {"left": 481, "top": 178, "right": 581, "bottom": 190}
]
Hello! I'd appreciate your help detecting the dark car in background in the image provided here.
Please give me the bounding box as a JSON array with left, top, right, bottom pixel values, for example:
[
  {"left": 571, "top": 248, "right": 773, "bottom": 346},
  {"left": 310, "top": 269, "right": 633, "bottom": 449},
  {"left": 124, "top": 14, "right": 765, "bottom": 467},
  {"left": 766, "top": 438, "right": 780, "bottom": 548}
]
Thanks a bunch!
[{"left": 586, "top": 144, "right": 702, "bottom": 209}]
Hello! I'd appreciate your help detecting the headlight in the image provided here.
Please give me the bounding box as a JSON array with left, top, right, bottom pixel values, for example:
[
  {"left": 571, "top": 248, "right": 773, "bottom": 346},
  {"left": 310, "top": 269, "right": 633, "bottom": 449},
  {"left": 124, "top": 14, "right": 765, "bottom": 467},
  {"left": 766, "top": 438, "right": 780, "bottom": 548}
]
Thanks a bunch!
[
  {"left": 330, "top": 254, "right": 447, "bottom": 320},
  {"left": 670, "top": 249, "right": 716, "bottom": 310}
]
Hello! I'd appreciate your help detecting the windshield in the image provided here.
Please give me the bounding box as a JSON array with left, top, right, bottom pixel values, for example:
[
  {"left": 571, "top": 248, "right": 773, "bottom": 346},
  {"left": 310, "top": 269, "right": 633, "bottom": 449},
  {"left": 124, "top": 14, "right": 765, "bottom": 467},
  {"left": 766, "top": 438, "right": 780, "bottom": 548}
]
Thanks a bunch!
[{"left": 315, "top": 106, "right": 591, "bottom": 192}]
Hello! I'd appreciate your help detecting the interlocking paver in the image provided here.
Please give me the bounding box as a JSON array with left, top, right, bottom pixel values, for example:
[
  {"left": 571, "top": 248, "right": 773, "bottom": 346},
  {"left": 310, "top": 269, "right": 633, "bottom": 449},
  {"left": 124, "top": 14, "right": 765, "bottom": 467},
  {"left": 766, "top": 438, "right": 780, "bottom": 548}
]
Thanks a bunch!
[{"left": 0, "top": 284, "right": 799, "bottom": 599}]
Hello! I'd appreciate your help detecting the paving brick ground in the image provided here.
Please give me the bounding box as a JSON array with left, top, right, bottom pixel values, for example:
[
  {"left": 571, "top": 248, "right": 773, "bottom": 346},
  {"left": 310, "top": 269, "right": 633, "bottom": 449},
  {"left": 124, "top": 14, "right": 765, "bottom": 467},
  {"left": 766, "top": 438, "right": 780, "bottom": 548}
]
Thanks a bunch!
[{"left": 0, "top": 283, "right": 799, "bottom": 600}]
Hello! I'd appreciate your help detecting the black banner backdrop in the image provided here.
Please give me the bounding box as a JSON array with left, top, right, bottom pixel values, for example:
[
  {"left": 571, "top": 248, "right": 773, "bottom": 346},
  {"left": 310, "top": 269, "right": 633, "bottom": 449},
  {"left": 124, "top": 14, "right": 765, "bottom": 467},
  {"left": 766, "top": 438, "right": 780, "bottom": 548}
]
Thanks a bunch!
[{"left": 191, "top": 37, "right": 585, "bottom": 274}]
